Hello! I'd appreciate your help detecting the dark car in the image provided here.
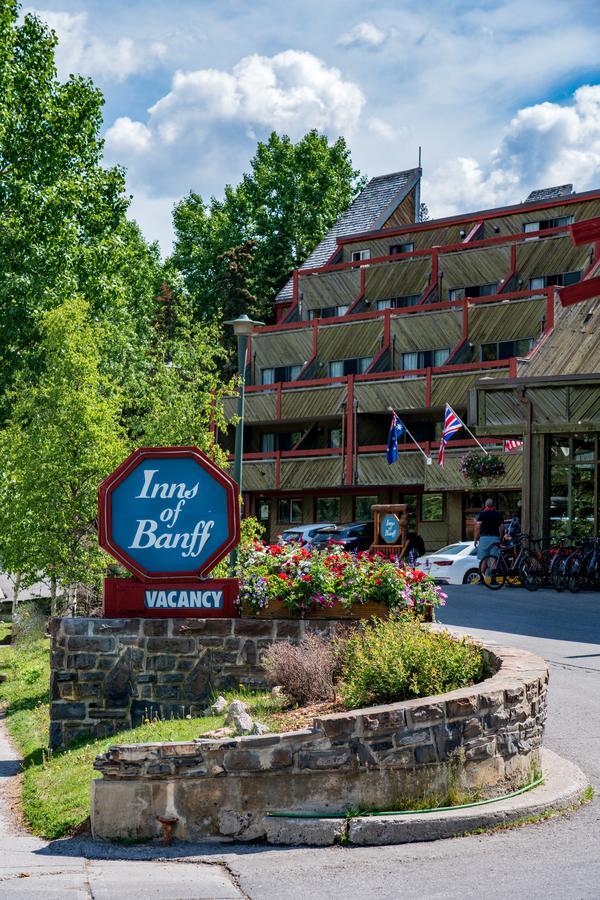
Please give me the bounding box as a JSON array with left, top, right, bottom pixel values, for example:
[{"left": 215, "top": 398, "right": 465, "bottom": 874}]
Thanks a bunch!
[{"left": 311, "top": 521, "right": 375, "bottom": 553}]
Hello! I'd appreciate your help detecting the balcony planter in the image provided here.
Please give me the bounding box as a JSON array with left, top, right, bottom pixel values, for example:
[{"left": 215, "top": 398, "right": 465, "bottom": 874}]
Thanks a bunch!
[{"left": 240, "top": 596, "right": 433, "bottom": 621}]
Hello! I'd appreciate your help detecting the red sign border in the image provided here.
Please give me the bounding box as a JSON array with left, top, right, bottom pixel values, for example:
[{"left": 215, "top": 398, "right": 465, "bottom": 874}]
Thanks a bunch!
[{"left": 98, "top": 446, "right": 240, "bottom": 583}]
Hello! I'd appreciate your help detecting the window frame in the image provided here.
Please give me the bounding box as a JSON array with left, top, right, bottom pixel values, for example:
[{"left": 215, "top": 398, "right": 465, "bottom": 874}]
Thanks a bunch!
[
  {"left": 421, "top": 493, "right": 445, "bottom": 522},
  {"left": 278, "top": 498, "right": 303, "bottom": 524},
  {"left": 351, "top": 249, "right": 371, "bottom": 263},
  {"left": 390, "top": 242, "right": 414, "bottom": 255}
]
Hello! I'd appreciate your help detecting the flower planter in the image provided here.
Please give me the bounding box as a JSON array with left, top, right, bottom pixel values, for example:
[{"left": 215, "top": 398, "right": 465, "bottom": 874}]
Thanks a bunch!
[{"left": 240, "top": 597, "right": 433, "bottom": 622}]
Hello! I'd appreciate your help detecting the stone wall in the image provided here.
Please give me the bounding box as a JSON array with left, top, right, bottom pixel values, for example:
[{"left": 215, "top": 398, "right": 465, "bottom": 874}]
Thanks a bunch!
[
  {"left": 91, "top": 643, "right": 549, "bottom": 843},
  {"left": 49, "top": 617, "right": 340, "bottom": 749}
]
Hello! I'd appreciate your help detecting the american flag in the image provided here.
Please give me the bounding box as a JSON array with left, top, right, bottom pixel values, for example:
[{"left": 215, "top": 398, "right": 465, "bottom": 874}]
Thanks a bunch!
[
  {"left": 437, "top": 404, "right": 463, "bottom": 466},
  {"left": 504, "top": 438, "right": 524, "bottom": 452}
]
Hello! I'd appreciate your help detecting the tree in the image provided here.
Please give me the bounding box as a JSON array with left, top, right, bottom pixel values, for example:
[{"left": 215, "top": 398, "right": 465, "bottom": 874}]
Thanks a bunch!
[
  {"left": 0, "top": 4, "right": 161, "bottom": 417},
  {"left": 0, "top": 298, "right": 128, "bottom": 612},
  {"left": 419, "top": 202, "right": 431, "bottom": 222},
  {"left": 171, "top": 130, "right": 364, "bottom": 328}
]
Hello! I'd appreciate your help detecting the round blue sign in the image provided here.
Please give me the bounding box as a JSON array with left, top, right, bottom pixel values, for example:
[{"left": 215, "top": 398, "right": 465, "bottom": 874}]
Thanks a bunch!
[
  {"left": 99, "top": 448, "right": 239, "bottom": 581},
  {"left": 380, "top": 514, "right": 401, "bottom": 544}
]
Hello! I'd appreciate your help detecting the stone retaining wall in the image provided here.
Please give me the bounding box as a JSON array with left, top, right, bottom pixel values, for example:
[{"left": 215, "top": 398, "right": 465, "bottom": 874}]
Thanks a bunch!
[
  {"left": 91, "top": 642, "right": 549, "bottom": 843},
  {"left": 49, "top": 617, "right": 340, "bottom": 749}
]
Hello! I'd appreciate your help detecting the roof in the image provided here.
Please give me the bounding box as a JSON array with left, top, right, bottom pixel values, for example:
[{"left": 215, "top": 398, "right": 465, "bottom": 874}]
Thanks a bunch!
[
  {"left": 525, "top": 184, "right": 573, "bottom": 203},
  {"left": 518, "top": 292, "right": 600, "bottom": 378},
  {"left": 275, "top": 168, "right": 420, "bottom": 303}
]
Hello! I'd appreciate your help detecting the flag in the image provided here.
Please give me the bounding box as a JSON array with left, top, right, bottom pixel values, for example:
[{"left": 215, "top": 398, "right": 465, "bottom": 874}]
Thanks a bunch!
[
  {"left": 437, "top": 404, "right": 463, "bottom": 467},
  {"left": 504, "top": 438, "right": 524, "bottom": 452},
  {"left": 386, "top": 412, "right": 406, "bottom": 464}
]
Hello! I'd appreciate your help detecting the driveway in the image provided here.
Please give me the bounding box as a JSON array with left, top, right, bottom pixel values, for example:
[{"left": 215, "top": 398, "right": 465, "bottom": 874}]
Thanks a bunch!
[{"left": 1, "top": 585, "right": 599, "bottom": 898}]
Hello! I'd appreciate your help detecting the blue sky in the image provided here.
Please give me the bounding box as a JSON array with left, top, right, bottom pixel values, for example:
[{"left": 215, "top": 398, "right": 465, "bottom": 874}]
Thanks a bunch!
[{"left": 26, "top": 0, "right": 600, "bottom": 251}]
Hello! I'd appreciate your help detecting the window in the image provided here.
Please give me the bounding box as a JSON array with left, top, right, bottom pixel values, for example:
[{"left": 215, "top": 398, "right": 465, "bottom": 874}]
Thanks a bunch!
[
  {"left": 278, "top": 432, "right": 303, "bottom": 452},
  {"left": 390, "top": 242, "right": 414, "bottom": 255},
  {"left": 351, "top": 249, "right": 371, "bottom": 262},
  {"left": 328, "top": 357, "right": 373, "bottom": 377},
  {"left": 258, "top": 500, "right": 270, "bottom": 521},
  {"left": 529, "top": 271, "right": 581, "bottom": 290},
  {"left": 401, "top": 348, "right": 450, "bottom": 370},
  {"left": 480, "top": 339, "right": 534, "bottom": 361},
  {"left": 278, "top": 498, "right": 303, "bottom": 523},
  {"left": 308, "top": 305, "right": 349, "bottom": 320},
  {"left": 376, "top": 294, "right": 420, "bottom": 310},
  {"left": 328, "top": 428, "right": 342, "bottom": 449},
  {"left": 260, "top": 433, "right": 275, "bottom": 453},
  {"left": 421, "top": 494, "right": 444, "bottom": 521},
  {"left": 260, "top": 364, "right": 303, "bottom": 385},
  {"left": 523, "top": 215, "right": 574, "bottom": 236},
  {"left": 315, "top": 497, "right": 340, "bottom": 522},
  {"left": 449, "top": 283, "right": 498, "bottom": 301},
  {"left": 355, "top": 495, "right": 378, "bottom": 520}
]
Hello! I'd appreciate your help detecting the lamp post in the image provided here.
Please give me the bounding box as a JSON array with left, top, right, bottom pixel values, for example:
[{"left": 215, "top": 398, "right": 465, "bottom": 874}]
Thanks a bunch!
[{"left": 224, "top": 314, "right": 264, "bottom": 567}]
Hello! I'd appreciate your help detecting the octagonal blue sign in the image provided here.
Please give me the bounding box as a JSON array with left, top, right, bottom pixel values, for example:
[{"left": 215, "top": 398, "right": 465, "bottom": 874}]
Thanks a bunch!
[
  {"left": 380, "top": 513, "right": 401, "bottom": 544},
  {"left": 99, "top": 447, "right": 240, "bottom": 582}
]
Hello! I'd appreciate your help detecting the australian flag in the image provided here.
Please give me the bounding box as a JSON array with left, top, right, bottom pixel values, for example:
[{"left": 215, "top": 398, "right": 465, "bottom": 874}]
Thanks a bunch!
[
  {"left": 387, "top": 412, "right": 406, "bottom": 464},
  {"left": 437, "top": 404, "right": 463, "bottom": 467}
]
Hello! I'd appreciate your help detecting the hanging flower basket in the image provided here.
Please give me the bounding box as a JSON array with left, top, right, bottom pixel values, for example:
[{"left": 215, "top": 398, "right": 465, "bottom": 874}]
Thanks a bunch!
[{"left": 459, "top": 451, "right": 506, "bottom": 487}]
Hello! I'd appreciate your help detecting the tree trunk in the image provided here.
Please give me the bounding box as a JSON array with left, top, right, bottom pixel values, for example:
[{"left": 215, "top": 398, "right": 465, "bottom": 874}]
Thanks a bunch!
[
  {"left": 50, "top": 576, "right": 58, "bottom": 617},
  {"left": 11, "top": 572, "right": 21, "bottom": 620}
]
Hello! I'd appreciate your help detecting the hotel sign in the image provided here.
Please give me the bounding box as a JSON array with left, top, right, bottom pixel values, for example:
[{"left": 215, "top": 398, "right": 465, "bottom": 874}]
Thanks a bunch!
[{"left": 98, "top": 447, "right": 240, "bottom": 617}]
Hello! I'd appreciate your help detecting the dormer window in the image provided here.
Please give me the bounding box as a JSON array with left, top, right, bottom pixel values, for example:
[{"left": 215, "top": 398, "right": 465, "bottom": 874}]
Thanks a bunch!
[
  {"left": 523, "top": 215, "right": 574, "bottom": 238},
  {"left": 351, "top": 249, "right": 371, "bottom": 262},
  {"left": 261, "top": 364, "right": 303, "bottom": 385},
  {"left": 529, "top": 271, "right": 581, "bottom": 290},
  {"left": 449, "top": 283, "right": 498, "bottom": 301}
]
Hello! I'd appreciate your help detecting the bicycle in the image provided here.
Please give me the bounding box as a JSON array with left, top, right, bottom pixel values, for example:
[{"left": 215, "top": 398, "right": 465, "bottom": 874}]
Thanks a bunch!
[{"left": 479, "top": 536, "right": 526, "bottom": 590}]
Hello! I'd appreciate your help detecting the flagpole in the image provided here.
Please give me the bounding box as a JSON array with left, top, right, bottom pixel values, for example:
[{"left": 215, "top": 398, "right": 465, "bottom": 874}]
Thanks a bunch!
[
  {"left": 388, "top": 407, "right": 432, "bottom": 463},
  {"left": 447, "top": 405, "right": 489, "bottom": 455}
]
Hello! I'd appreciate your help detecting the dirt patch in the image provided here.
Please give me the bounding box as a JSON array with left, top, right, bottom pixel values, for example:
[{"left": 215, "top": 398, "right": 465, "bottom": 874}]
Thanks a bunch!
[{"left": 268, "top": 698, "right": 345, "bottom": 732}]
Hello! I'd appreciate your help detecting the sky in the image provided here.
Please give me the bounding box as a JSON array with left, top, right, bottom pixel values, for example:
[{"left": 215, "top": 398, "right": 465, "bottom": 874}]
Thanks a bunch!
[{"left": 25, "top": 0, "right": 600, "bottom": 253}]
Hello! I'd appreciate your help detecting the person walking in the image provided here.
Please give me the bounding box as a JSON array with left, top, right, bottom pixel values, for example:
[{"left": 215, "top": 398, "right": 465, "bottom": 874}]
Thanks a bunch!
[{"left": 474, "top": 498, "right": 504, "bottom": 577}]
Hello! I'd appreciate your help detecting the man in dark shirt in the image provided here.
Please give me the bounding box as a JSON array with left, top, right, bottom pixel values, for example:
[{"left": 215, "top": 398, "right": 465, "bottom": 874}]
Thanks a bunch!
[{"left": 474, "top": 498, "right": 504, "bottom": 575}]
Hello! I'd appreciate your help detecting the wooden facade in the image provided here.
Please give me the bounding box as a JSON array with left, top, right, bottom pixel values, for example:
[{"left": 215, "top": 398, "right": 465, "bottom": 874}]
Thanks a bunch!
[{"left": 224, "top": 176, "right": 600, "bottom": 547}]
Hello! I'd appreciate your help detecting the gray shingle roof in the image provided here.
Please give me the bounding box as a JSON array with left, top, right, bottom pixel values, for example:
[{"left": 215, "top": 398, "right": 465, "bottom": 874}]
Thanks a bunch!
[
  {"left": 276, "top": 168, "right": 420, "bottom": 302},
  {"left": 525, "top": 184, "right": 573, "bottom": 203}
]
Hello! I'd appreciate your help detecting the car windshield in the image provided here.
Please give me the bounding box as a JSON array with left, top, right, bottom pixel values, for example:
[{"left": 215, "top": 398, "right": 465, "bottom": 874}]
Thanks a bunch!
[
  {"left": 433, "top": 544, "right": 468, "bottom": 555},
  {"left": 282, "top": 531, "right": 302, "bottom": 541}
]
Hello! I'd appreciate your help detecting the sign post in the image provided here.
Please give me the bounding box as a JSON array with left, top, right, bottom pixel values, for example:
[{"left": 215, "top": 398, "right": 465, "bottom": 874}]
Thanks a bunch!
[{"left": 98, "top": 447, "right": 240, "bottom": 617}]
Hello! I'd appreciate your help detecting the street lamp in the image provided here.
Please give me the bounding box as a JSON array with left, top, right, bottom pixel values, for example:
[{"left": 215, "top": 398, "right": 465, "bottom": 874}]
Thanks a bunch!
[{"left": 224, "top": 314, "right": 264, "bottom": 567}]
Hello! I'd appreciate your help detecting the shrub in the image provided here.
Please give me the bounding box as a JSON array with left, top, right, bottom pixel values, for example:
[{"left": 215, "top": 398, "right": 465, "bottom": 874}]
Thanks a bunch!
[
  {"left": 336, "top": 616, "right": 486, "bottom": 709},
  {"left": 459, "top": 451, "right": 506, "bottom": 487},
  {"left": 262, "top": 634, "right": 337, "bottom": 706},
  {"left": 11, "top": 601, "right": 48, "bottom": 644}
]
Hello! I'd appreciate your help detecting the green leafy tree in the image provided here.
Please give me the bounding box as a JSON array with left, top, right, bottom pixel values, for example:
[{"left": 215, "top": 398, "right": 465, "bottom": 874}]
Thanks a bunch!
[
  {"left": 0, "top": 298, "right": 128, "bottom": 612},
  {"left": 171, "top": 130, "right": 364, "bottom": 328},
  {"left": 0, "top": 3, "right": 160, "bottom": 416}
]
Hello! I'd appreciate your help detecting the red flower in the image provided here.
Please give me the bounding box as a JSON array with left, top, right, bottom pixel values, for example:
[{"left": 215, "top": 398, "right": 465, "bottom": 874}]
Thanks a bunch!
[{"left": 277, "top": 572, "right": 289, "bottom": 581}]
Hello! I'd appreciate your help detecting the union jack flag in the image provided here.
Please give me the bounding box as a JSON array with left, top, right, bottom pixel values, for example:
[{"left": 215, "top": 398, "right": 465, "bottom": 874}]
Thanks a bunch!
[
  {"left": 504, "top": 438, "right": 524, "bottom": 452},
  {"left": 437, "top": 404, "right": 463, "bottom": 467}
]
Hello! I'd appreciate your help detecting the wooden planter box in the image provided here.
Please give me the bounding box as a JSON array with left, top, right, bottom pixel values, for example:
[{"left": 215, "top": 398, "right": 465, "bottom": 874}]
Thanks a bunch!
[{"left": 241, "top": 598, "right": 433, "bottom": 622}]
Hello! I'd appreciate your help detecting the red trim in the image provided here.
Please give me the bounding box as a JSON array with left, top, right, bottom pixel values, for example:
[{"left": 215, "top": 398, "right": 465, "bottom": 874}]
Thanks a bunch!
[
  {"left": 545, "top": 287, "right": 555, "bottom": 331},
  {"left": 103, "top": 577, "right": 239, "bottom": 619},
  {"left": 346, "top": 267, "right": 366, "bottom": 315},
  {"left": 559, "top": 275, "right": 600, "bottom": 307},
  {"left": 346, "top": 376, "right": 355, "bottom": 485},
  {"left": 570, "top": 217, "right": 600, "bottom": 246},
  {"left": 425, "top": 367, "right": 432, "bottom": 407},
  {"left": 335, "top": 190, "right": 600, "bottom": 245},
  {"left": 275, "top": 451, "right": 281, "bottom": 488},
  {"left": 98, "top": 447, "right": 240, "bottom": 583}
]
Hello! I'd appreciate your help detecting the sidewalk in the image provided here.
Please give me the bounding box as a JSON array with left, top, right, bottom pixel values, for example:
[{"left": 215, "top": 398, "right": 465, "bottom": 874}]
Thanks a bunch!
[{"left": 0, "top": 716, "right": 243, "bottom": 899}]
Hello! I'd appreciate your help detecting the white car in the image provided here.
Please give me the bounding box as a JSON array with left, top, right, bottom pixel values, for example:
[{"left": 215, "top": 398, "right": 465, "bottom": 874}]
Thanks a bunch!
[
  {"left": 416, "top": 542, "right": 480, "bottom": 585},
  {"left": 279, "top": 523, "right": 335, "bottom": 548}
]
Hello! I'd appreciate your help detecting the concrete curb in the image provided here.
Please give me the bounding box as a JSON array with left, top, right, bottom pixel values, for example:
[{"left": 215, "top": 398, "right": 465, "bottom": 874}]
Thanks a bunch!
[{"left": 264, "top": 748, "right": 589, "bottom": 846}]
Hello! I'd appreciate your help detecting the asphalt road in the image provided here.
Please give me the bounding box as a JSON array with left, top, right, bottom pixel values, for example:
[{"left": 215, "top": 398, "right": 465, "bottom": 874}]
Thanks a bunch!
[{"left": 1, "top": 584, "right": 599, "bottom": 898}]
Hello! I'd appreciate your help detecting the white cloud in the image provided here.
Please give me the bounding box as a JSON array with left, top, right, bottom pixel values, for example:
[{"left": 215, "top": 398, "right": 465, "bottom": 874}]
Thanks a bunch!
[
  {"left": 25, "top": 8, "right": 166, "bottom": 81},
  {"left": 367, "top": 117, "right": 397, "bottom": 140},
  {"left": 104, "top": 49, "right": 365, "bottom": 222},
  {"left": 424, "top": 85, "right": 600, "bottom": 216},
  {"left": 337, "top": 21, "right": 387, "bottom": 49}
]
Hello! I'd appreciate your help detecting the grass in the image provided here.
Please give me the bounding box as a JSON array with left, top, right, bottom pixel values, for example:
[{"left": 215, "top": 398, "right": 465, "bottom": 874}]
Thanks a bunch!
[{"left": 0, "top": 628, "right": 278, "bottom": 839}]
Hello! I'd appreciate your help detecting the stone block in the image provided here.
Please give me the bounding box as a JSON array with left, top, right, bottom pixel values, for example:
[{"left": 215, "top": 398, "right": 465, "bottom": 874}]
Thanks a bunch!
[
  {"left": 274, "top": 620, "right": 303, "bottom": 639},
  {"left": 146, "top": 637, "right": 195, "bottom": 654},
  {"left": 407, "top": 703, "right": 444, "bottom": 726},
  {"left": 464, "top": 738, "right": 496, "bottom": 761},
  {"left": 505, "top": 686, "right": 525, "bottom": 705},
  {"left": 360, "top": 709, "right": 406, "bottom": 733},
  {"left": 432, "top": 722, "right": 462, "bottom": 757},
  {"left": 349, "top": 738, "right": 378, "bottom": 766},
  {"left": 223, "top": 749, "right": 263, "bottom": 772},
  {"left": 55, "top": 671, "right": 77, "bottom": 682},
  {"left": 155, "top": 685, "right": 182, "bottom": 701},
  {"left": 478, "top": 690, "right": 505, "bottom": 711},
  {"left": 183, "top": 660, "right": 211, "bottom": 699},
  {"left": 318, "top": 714, "right": 358, "bottom": 741},
  {"left": 298, "top": 749, "right": 352, "bottom": 770},
  {"left": 92, "top": 620, "right": 141, "bottom": 635},
  {"left": 270, "top": 746, "right": 293, "bottom": 769},
  {"left": 158, "top": 673, "right": 184, "bottom": 684},
  {"left": 235, "top": 619, "right": 275, "bottom": 638},
  {"left": 146, "top": 654, "right": 177, "bottom": 671},
  {"left": 240, "top": 640, "right": 257, "bottom": 666},
  {"left": 380, "top": 749, "right": 412, "bottom": 767},
  {"left": 446, "top": 695, "right": 478, "bottom": 719},
  {"left": 81, "top": 671, "right": 107, "bottom": 682},
  {"left": 462, "top": 717, "right": 483, "bottom": 739},
  {"left": 199, "top": 619, "right": 233, "bottom": 637},
  {"left": 67, "top": 653, "right": 97, "bottom": 670},
  {"left": 265, "top": 816, "right": 346, "bottom": 847},
  {"left": 176, "top": 659, "right": 196, "bottom": 672},
  {"left": 68, "top": 636, "right": 115, "bottom": 652},
  {"left": 415, "top": 744, "right": 438, "bottom": 765},
  {"left": 60, "top": 619, "right": 90, "bottom": 636},
  {"left": 142, "top": 620, "right": 170, "bottom": 636},
  {"left": 52, "top": 701, "right": 87, "bottom": 720},
  {"left": 136, "top": 673, "right": 157, "bottom": 684}
]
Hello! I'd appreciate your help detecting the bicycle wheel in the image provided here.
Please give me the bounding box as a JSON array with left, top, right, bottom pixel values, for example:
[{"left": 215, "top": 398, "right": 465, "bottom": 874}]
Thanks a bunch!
[
  {"left": 519, "top": 556, "right": 543, "bottom": 591},
  {"left": 480, "top": 555, "right": 505, "bottom": 590},
  {"left": 551, "top": 558, "right": 568, "bottom": 592}
]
